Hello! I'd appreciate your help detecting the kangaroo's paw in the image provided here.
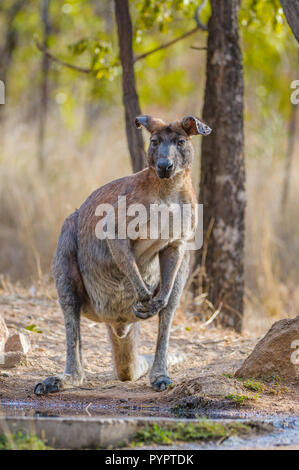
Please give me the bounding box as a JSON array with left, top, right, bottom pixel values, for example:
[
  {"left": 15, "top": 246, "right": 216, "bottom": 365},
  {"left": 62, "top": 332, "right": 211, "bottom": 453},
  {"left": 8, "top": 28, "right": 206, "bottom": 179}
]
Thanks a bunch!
[
  {"left": 151, "top": 375, "right": 172, "bottom": 392},
  {"left": 132, "top": 297, "right": 166, "bottom": 320},
  {"left": 34, "top": 374, "right": 83, "bottom": 395}
]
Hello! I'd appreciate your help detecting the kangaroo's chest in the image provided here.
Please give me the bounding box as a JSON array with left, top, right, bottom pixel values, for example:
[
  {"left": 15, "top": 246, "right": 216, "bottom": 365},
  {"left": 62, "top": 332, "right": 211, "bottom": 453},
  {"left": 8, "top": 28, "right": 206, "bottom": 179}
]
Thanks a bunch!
[{"left": 132, "top": 196, "right": 193, "bottom": 261}]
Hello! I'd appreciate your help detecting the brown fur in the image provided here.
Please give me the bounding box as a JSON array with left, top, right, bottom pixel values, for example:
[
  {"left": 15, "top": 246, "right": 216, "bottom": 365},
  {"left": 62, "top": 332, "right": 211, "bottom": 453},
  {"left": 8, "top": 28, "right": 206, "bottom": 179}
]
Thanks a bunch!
[{"left": 34, "top": 115, "right": 211, "bottom": 395}]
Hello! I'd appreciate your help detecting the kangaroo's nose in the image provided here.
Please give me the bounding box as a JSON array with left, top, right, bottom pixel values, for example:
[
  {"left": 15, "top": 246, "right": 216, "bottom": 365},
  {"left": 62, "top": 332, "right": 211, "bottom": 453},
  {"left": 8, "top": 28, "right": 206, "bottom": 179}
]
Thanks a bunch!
[{"left": 157, "top": 159, "right": 173, "bottom": 171}]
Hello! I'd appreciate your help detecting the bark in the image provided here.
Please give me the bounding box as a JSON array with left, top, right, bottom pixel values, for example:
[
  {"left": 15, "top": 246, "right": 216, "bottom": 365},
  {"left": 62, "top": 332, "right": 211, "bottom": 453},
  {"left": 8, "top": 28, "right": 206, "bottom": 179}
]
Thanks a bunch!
[
  {"left": 281, "top": 53, "right": 299, "bottom": 210},
  {"left": 281, "top": 103, "right": 298, "bottom": 211},
  {"left": 198, "top": 0, "right": 245, "bottom": 332},
  {"left": 280, "top": 0, "right": 299, "bottom": 44},
  {"left": 114, "top": 0, "right": 146, "bottom": 172},
  {"left": 0, "top": 27, "right": 16, "bottom": 134},
  {"left": 38, "top": 0, "right": 51, "bottom": 169},
  {"left": 0, "top": 0, "right": 25, "bottom": 138},
  {"left": 0, "top": 0, "right": 25, "bottom": 79}
]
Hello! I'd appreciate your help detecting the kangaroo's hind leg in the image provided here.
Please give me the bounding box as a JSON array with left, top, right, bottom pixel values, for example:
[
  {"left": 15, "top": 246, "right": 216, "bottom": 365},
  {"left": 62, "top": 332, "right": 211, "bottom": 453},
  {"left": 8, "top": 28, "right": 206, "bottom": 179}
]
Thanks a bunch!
[
  {"left": 107, "top": 322, "right": 149, "bottom": 382},
  {"left": 34, "top": 212, "right": 85, "bottom": 395},
  {"left": 34, "top": 302, "right": 84, "bottom": 395},
  {"left": 150, "top": 253, "right": 189, "bottom": 391}
]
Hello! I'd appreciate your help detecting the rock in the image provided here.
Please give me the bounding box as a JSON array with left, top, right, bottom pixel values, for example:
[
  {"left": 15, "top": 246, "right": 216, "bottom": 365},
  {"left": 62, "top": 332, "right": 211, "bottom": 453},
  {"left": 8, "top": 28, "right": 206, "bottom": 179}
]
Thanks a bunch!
[
  {"left": 5, "top": 332, "right": 31, "bottom": 354},
  {"left": 166, "top": 374, "right": 245, "bottom": 405},
  {"left": 0, "top": 351, "right": 25, "bottom": 369},
  {"left": 0, "top": 315, "right": 9, "bottom": 352},
  {"left": 235, "top": 316, "right": 299, "bottom": 383}
]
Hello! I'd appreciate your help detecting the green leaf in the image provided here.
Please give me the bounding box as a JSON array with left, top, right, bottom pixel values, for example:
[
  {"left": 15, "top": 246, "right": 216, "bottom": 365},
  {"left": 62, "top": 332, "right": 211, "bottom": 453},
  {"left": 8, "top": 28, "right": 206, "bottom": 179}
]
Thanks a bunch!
[{"left": 25, "top": 324, "right": 43, "bottom": 334}]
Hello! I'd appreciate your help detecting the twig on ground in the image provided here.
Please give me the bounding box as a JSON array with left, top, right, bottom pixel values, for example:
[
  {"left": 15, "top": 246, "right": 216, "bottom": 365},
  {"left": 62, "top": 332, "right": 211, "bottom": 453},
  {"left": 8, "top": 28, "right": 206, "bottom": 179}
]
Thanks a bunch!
[
  {"left": 85, "top": 402, "right": 92, "bottom": 416},
  {"left": 200, "top": 302, "right": 223, "bottom": 328}
]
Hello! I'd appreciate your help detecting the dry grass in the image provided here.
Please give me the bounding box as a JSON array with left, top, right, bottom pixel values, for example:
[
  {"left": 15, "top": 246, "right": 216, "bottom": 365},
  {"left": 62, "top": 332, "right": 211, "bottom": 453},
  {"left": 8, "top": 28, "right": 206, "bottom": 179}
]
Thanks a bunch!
[
  {"left": 0, "top": 103, "right": 298, "bottom": 336},
  {"left": 243, "top": 115, "right": 299, "bottom": 335}
]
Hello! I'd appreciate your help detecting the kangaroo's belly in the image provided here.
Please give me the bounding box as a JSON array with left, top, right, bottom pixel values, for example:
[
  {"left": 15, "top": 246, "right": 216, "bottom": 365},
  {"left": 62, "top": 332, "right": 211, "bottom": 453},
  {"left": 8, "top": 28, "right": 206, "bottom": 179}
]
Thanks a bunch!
[{"left": 78, "top": 239, "right": 160, "bottom": 323}]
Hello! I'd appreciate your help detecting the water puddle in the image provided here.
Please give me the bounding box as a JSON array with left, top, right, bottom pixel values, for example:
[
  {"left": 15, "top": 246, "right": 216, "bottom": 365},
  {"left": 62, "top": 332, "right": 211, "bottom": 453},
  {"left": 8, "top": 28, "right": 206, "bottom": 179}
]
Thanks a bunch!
[
  {"left": 0, "top": 399, "right": 169, "bottom": 419},
  {"left": 194, "top": 416, "right": 299, "bottom": 450},
  {"left": 1, "top": 399, "right": 298, "bottom": 449}
]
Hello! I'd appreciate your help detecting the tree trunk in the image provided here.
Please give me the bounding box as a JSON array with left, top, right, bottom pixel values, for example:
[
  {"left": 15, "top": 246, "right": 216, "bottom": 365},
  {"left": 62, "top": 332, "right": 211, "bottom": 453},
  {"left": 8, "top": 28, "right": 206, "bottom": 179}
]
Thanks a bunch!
[
  {"left": 198, "top": 0, "right": 245, "bottom": 332},
  {"left": 281, "top": 102, "right": 298, "bottom": 211},
  {"left": 38, "top": 0, "right": 51, "bottom": 169},
  {"left": 281, "top": 53, "right": 299, "bottom": 210},
  {"left": 280, "top": 0, "right": 299, "bottom": 43},
  {"left": 0, "top": 0, "right": 25, "bottom": 141},
  {"left": 0, "top": 0, "right": 25, "bottom": 81},
  {"left": 0, "top": 27, "right": 16, "bottom": 137},
  {"left": 114, "top": 0, "right": 146, "bottom": 172}
]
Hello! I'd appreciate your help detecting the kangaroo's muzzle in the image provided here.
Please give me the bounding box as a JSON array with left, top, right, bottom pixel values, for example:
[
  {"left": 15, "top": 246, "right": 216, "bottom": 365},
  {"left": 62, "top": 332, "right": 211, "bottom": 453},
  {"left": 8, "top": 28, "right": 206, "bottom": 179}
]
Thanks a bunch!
[{"left": 156, "top": 158, "right": 174, "bottom": 179}]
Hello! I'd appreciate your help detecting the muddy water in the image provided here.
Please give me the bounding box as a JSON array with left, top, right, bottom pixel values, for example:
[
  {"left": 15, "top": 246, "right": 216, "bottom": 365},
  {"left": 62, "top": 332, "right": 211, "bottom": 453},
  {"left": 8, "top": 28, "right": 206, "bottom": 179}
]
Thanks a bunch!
[
  {"left": 0, "top": 399, "right": 168, "bottom": 418},
  {"left": 1, "top": 399, "right": 299, "bottom": 449}
]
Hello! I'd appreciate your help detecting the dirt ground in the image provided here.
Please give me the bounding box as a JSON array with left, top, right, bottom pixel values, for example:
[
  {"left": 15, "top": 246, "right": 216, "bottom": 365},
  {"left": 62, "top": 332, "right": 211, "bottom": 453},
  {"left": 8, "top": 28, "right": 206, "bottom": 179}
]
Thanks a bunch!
[{"left": 0, "top": 284, "right": 298, "bottom": 418}]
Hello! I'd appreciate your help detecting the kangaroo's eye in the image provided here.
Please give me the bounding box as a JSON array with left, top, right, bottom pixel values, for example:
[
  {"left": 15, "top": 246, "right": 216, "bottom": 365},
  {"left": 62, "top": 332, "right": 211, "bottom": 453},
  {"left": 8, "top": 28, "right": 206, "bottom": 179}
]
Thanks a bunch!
[
  {"left": 151, "top": 139, "right": 159, "bottom": 147},
  {"left": 177, "top": 139, "right": 186, "bottom": 147}
]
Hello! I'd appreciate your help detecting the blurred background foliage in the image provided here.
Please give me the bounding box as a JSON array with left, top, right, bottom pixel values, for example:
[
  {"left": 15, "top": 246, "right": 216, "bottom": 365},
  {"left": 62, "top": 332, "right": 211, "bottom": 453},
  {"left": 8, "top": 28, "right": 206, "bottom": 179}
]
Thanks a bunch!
[
  {"left": 0, "top": 0, "right": 298, "bottom": 333},
  {"left": 2, "top": 0, "right": 297, "bottom": 123}
]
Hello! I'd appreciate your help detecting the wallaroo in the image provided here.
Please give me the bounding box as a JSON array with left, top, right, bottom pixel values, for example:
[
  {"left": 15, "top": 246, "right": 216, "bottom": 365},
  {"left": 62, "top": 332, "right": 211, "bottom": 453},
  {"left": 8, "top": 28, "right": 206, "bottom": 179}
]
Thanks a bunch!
[{"left": 34, "top": 115, "right": 212, "bottom": 395}]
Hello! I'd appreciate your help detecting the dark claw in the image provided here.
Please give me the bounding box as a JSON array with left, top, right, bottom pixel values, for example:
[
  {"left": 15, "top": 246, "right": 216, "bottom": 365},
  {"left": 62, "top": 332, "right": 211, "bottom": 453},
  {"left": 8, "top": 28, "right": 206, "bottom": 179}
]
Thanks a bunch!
[
  {"left": 132, "top": 302, "right": 155, "bottom": 320},
  {"left": 151, "top": 375, "right": 172, "bottom": 392},
  {"left": 34, "top": 376, "right": 62, "bottom": 395},
  {"left": 134, "top": 301, "right": 149, "bottom": 313},
  {"left": 132, "top": 298, "right": 165, "bottom": 320}
]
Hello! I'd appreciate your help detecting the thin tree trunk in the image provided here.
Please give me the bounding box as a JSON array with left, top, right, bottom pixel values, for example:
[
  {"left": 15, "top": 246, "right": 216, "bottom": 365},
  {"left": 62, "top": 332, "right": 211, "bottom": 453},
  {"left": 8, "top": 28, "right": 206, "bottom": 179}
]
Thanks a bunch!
[
  {"left": 38, "top": 0, "right": 51, "bottom": 169},
  {"left": 198, "top": 0, "right": 245, "bottom": 332},
  {"left": 0, "top": 27, "right": 16, "bottom": 139},
  {"left": 281, "top": 52, "right": 299, "bottom": 211},
  {"left": 280, "top": 0, "right": 299, "bottom": 44},
  {"left": 114, "top": 0, "right": 146, "bottom": 172},
  {"left": 0, "top": 0, "right": 25, "bottom": 142},
  {"left": 281, "top": 101, "right": 298, "bottom": 211}
]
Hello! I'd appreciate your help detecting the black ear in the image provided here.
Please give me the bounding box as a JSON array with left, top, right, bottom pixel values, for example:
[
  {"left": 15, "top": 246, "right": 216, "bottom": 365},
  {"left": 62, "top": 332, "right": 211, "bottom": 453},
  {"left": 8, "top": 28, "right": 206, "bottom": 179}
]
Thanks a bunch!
[
  {"left": 135, "top": 115, "right": 166, "bottom": 133},
  {"left": 182, "top": 115, "right": 212, "bottom": 136}
]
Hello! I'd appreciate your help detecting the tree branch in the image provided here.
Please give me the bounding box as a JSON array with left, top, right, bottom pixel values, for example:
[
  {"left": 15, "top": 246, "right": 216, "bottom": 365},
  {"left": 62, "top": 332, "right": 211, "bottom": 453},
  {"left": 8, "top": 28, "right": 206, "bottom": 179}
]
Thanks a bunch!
[
  {"left": 133, "top": 26, "right": 202, "bottom": 62},
  {"left": 135, "top": 2, "right": 208, "bottom": 61},
  {"left": 35, "top": 40, "right": 92, "bottom": 74},
  {"left": 35, "top": 1, "right": 208, "bottom": 74},
  {"left": 190, "top": 46, "right": 207, "bottom": 50}
]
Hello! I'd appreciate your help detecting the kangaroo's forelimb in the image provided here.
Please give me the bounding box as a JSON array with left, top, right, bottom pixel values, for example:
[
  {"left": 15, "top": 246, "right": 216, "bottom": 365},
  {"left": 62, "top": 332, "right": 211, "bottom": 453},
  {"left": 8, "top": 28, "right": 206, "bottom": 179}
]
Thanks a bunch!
[{"left": 133, "top": 242, "right": 184, "bottom": 320}]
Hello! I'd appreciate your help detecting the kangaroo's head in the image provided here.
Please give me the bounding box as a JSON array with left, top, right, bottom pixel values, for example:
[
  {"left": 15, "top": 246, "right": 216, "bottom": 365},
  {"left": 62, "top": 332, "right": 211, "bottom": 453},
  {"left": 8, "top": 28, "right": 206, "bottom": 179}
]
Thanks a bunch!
[{"left": 136, "top": 115, "right": 212, "bottom": 179}]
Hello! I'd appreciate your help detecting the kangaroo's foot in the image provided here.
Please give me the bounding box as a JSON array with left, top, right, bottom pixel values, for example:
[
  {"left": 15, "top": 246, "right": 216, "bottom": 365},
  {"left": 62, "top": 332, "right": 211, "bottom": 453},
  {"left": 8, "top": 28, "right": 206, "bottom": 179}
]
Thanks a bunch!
[
  {"left": 151, "top": 375, "right": 173, "bottom": 392},
  {"left": 34, "top": 373, "right": 84, "bottom": 396},
  {"left": 150, "top": 362, "right": 173, "bottom": 392},
  {"left": 149, "top": 353, "right": 185, "bottom": 392}
]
